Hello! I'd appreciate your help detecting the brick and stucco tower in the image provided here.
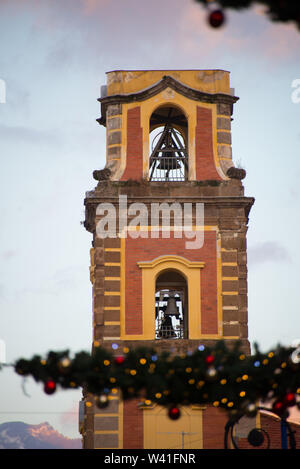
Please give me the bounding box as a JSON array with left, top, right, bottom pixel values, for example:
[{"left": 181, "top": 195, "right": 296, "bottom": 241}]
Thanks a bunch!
[{"left": 80, "top": 69, "right": 254, "bottom": 449}]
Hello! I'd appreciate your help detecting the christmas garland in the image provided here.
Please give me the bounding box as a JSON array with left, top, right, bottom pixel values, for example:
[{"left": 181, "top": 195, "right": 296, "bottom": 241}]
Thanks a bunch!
[
  {"left": 195, "top": 1, "right": 300, "bottom": 30},
  {"left": 10, "top": 341, "right": 300, "bottom": 420}
]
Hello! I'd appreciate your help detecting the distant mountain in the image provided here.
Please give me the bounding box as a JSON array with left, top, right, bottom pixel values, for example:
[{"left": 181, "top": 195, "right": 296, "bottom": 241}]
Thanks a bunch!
[{"left": 0, "top": 421, "right": 82, "bottom": 449}]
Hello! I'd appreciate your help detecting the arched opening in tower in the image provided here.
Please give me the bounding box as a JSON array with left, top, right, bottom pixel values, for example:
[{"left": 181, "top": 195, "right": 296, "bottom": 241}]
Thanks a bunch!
[
  {"left": 155, "top": 269, "right": 188, "bottom": 339},
  {"left": 149, "top": 105, "right": 188, "bottom": 181}
]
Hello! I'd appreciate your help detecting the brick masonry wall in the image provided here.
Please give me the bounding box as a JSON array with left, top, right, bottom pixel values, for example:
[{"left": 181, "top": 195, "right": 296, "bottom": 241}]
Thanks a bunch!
[
  {"left": 202, "top": 406, "right": 229, "bottom": 449},
  {"left": 121, "top": 106, "right": 143, "bottom": 181},
  {"left": 124, "top": 231, "right": 218, "bottom": 335},
  {"left": 196, "top": 106, "right": 222, "bottom": 181},
  {"left": 123, "top": 398, "right": 144, "bottom": 449}
]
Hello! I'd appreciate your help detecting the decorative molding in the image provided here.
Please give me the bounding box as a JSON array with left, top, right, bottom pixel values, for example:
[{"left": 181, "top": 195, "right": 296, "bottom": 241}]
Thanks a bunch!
[
  {"left": 138, "top": 255, "right": 205, "bottom": 271},
  {"left": 97, "top": 75, "right": 239, "bottom": 126}
]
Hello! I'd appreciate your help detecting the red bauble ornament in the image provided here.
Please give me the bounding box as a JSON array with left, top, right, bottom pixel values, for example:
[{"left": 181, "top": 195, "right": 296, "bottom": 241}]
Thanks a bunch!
[
  {"left": 205, "top": 354, "right": 214, "bottom": 365},
  {"left": 284, "top": 392, "right": 296, "bottom": 407},
  {"left": 272, "top": 399, "right": 284, "bottom": 415},
  {"left": 44, "top": 379, "right": 56, "bottom": 395},
  {"left": 168, "top": 406, "right": 181, "bottom": 420},
  {"left": 208, "top": 9, "right": 225, "bottom": 28},
  {"left": 115, "top": 356, "right": 125, "bottom": 365}
]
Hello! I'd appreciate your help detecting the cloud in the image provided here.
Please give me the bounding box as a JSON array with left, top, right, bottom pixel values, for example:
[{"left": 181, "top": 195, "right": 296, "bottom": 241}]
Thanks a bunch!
[
  {"left": 177, "top": 2, "right": 300, "bottom": 63},
  {"left": 0, "top": 124, "right": 63, "bottom": 145},
  {"left": 248, "top": 241, "right": 291, "bottom": 267},
  {"left": 0, "top": 429, "right": 25, "bottom": 449},
  {"left": 0, "top": 284, "right": 5, "bottom": 301},
  {"left": 50, "top": 265, "right": 86, "bottom": 292},
  {"left": 1, "top": 250, "right": 16, "bottom": 260},
  {"left": 1, "top": 0, "right": 299, "bottom": 75}
]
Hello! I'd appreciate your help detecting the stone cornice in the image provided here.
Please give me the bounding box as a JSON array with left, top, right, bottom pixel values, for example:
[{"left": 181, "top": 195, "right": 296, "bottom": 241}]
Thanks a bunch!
[
  {"left": 97, "top": 75, "right": 239, "bottom": 126},
  {"left": 84, "top": 194, "right": 254, "bottom": 205},
  {"left": 84, "top": 193, "right": 254, "bottom": 232}
]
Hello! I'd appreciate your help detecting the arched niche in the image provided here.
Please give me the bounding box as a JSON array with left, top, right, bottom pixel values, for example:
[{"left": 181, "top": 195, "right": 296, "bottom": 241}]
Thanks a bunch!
[
  {"left": 149, "top": 104, "right": 188, "bottom": 181},
  {"left": 138, "top": 255, "right": 204, "bottom": 340},
  {"left": 155, "top": 269, "right": 188, "bottom": 340}
]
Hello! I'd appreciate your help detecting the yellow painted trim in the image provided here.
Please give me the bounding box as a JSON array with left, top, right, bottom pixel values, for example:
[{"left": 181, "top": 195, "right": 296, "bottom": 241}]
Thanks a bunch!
[
  {"left": 120, "top": 225, "right": 225, "bottom": 340},
  {"left": 222, "top": 291, "right": 239, "bottom": 295},
  {"left": 120, "top": 237, "right": 126, "bottom": 338},
  {"left": 221, "top": 248, "right": 237, "bottom": 252},
  {"left": 216, "top": 232, "right": 222, "bottom": 336},
  {"left": 104, "top": 306, "right": 120, "bottom": 310},
  {"left": 95, "top": 413, "right": 118, "bottom": 417},
  {"left": 222, "top": 262, "right": 238, "bottom": 266},
  {"left": 222, "top": 277, "right": 238, "bottom": 281},
  {"left": 137, "top": 255, "right": 205, "bottom": 270},
  {"left": 107, "top": 143, "right": 121, "bottom": 148},
  {"left": 105, "top": 248, "right": 121, "bottom": 252},
  {"left": 107, "top": 70, "right": 234, "bottom": 180},
  {"left": 104, "top": 321, "right": 121, "bottom": 326},
  {"left": 94, "top": 430, "right": 118, "bottom": 434},
  {"left": 122, "top": 90, "right": 227, "bottom": 181},
  {"left": 143, "top": 404, "right": 203, "bottom": 449},
  {"left": 103, "top": 336, "right": 121, "bottom": 341},
  {"left": 107, "top": 114, "right": 122, "bottom": 119},
  {"left": 104, "top": 291, "right": 121, "bottom": 296},
  {"left": 105, "top": 277, "right": 121, "bottom": 281},
  {"left": 139, "top": 93, "right": 196, "bottom": 180},
  {"left": 106, "top": 70, "right": 231, "bottom": 96},
  {"left": 138, "top": 255, "right": 204, "bottom": 340},
  {"left": 105, "top": 262, "right": 121, "bottom": 266},
  {"left": 118, "top": 399, "right": 123, "bottom": 449},
  {"left": 107, "top": 127, "right": 122, "bottom": 132},
  {"left": 256, "top": 410, "right": 261, "bottom": 429}
]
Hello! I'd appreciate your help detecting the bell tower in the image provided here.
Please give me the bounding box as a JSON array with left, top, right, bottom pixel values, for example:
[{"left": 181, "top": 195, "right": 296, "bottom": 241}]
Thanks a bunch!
[{"left": 81, "top": 70, "right": 254, "bottom": 449}]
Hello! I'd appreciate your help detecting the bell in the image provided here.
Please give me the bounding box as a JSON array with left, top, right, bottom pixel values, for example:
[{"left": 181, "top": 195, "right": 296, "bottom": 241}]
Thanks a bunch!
[
  {"left": 165, "top": 293, "right": 180, "bottom": 317},
  {"left": 156, "top": 156, "right": 181, "bottom": 171},
  {"left": 158, "top": 315, "right": 177, "bottom": 338}
]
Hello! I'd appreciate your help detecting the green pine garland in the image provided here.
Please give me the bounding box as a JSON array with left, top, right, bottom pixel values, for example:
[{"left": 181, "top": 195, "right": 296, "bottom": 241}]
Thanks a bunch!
[{"left": 10, "top": 341, "right": 300, "bottom": 419}]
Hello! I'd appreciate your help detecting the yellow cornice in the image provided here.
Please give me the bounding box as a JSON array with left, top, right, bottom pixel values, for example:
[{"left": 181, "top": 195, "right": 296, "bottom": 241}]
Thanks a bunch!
[{"left": 137, "top": 255, "right": 205, "bottom": 271}]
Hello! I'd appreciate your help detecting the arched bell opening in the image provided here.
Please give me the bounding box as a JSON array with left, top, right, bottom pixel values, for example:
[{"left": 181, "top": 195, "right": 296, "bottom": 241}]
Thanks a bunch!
[
  {"left": 149, "top": 105, "right": 188, "bottom": 182},
  {"left": 155, "top": 269, "right": 188, "bottom": 339}
]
